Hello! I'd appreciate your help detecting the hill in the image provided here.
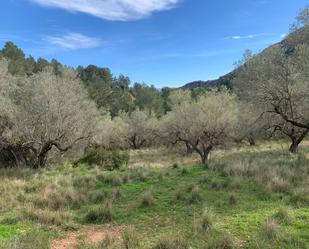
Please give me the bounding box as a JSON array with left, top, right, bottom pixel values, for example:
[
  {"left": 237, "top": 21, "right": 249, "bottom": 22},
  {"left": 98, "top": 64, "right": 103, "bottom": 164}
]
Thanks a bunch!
[{"left": 180, "top": 26, "right": 309, "bottom": 90}]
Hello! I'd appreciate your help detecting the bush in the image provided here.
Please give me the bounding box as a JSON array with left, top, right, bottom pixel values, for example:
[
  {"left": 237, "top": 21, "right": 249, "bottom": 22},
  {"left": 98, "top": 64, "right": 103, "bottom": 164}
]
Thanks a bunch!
[
  {"left": 261, "top": 218, "right": 280, "bottom": 241},
  {"left": 158, "top": 172, "right": 165, "bottom": 181},
  {"left": 138, "top": 170, "right": 149, "bottom": 182},
  {"left": 110, "top": 176, "right": 122, "bottom": 186},
  {"left": 112, "top": 188, "right": 123, "bottom": 201},
  {"left": 189, "top": 186, "right": 202, "bottom": 203},
  {"left": 203, "top": 231, "right": 234, "bottom": 249},
  {"left": 88, "top": 190, "right": 108, "bottom": 204},
  {"left": 24, "top": 207, "right": 72, "bottom": 226},
  {"left": 152, "top": 238, "right": 189, "bottom": 249},
  {"left": 122, "top": 174, "right": 130, "bottom": 183},
  {"left": 73, "top": 174, "right": 97, "bottom": 189},
  {"left": 199, "top": 176, "right": 209, "bottom": 184},
  {"left": 228, "top": 194, "right": 237, "bottom": 205},
  {"left": 142, "top": 188, "right": 155, "bottom": 207},
  {"left": 273, "top": 207, "right": 291, "bottom": 224},
  {"left": 0, "top": 229, "right": 50, "bottom": 249},
  {"left": 180, "top": 168, "right": 189, "bottom": 176},
  {"left": 199, "top": 209, "right": 214, "bottom": 233},
  {"left": 172, "top": 163, "right": 179, "bottom": 169},
  {"left": 290, "top": 186, "right": 309, "bottom": 207},
  {"left": 74, "top": 148, "right": 129, "bottom": 171},
  {"left": 175, "top": 190, "right": 185, "bottom": 201},
  {"left": 34, "top": 184, "right": 80, "bottom": 210},
  {"left": 122, "top": 226, "right": 139, "bottom": 249},
  {"left": 84, "top": 201, "right": 113, "bottom": 223}
]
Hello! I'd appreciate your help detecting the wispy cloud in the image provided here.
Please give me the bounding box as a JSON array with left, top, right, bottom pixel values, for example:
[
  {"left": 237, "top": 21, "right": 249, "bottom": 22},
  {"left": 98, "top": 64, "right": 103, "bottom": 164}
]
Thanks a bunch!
[
  {"left": 136, "top": 48, "right": 242, "bottom": 62},
  {"left": 45, "top": 33, "right": 101, "bottom": 50},
  {"left": 29, "top": 0, "right": 180, "bottom": 21},
  {"left": 230, "top": 33, "right": 267, "bottom": 40},
  {"left": 229, "top": 32, "right": 288, "bottom": 41}
]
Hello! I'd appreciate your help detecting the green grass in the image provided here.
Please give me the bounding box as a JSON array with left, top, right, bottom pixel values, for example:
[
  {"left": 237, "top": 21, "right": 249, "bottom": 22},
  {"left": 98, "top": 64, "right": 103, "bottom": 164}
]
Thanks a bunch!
[{"left": 0, "top": 144, "right": 308, "bottom": 248}]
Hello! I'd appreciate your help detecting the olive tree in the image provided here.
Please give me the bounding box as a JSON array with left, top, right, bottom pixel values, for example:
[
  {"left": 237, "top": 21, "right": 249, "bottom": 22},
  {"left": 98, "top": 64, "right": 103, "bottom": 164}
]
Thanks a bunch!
[
  {"left": 1, "top": 65, "right": 99, "bottom": 168},
  {"left": 161, "top": 90, "right": 238, "bottom": 164},
  {"left": 92, "top": 115, "right": 129, "bottom": 149},
  {"left": 234, "top": 103, "right": 262, "bottom": 145},
  {"left": 234, "top": 44, "right": 309, "bottom": 153},
  {"left": 119, "top": 109, "right": 157, "bottom": 149},
  {"left": 0, "top": 59, "right": 26, "bottom": 167}
]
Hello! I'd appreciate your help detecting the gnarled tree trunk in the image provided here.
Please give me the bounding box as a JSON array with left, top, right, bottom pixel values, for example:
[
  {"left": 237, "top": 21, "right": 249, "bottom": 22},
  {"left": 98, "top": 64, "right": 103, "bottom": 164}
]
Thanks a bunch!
[
  {"left": 196, "top": 144, "right": 213, "bottom": 165},
  {"left": 288, "top": 130, "right": 309, "bottom": 154}
]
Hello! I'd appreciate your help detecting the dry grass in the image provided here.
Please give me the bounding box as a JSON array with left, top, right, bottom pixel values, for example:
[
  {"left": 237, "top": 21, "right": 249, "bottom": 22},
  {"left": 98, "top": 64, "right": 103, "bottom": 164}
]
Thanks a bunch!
[
  {"left": 128, "top": 147, "right": 200, "bottom": 168},
  {"left": 141, "top": 188, "right": 155, "bottom": 207},
  {"left": 24, "top": 206, "right": 73, "bottom": 226}
]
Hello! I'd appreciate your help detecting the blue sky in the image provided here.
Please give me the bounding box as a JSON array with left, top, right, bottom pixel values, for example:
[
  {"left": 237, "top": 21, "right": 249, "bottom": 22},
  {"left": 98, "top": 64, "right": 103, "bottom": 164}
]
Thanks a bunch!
[{"left": 0, "top": 0, "right": 307, "bottom": 87}]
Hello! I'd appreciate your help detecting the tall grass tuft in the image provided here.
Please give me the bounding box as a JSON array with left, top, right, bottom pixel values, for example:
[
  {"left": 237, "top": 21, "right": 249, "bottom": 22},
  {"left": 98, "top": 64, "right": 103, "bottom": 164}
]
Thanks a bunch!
[
  {"left": 122, "top": 226, "right": 139, "bottom": 249},
  {"left": 189, "top": 186, "right": 202, "bottom": 204},
  {"left": 152, "top": 237, "right": 189, "bottom": 249},
  {"left": 84, "top": 201, "right": 113, "bottom": 223},
  {"left": 141, "top": 188, "right": 155, "bottom": 207}
]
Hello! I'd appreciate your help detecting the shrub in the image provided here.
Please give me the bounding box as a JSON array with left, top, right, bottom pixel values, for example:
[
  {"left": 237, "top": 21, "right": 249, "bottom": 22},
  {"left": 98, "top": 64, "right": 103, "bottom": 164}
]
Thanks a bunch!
[
  {"left": 261, "top": 218, "right": 280, "bottom": 241},
  {"left": 228, "top": 194, "right": 237, "bottom": 205},
  {"left": 142, "top": 188, "right": 155, "bottom": 207},
  {"left": 172, "top": 163, "right": 179, "bottom": 169},
  {"left": 122, "top": 226, "right": 139, "bottom": 249},
  {"left": 152, "top": 238, "right": 189, "bottom": 249},
  {"left": 211, "top": 180, "right": 222, "bottom": 190},
  {"left": 266, "top": 176, "right": 290, "bottom": 193},
  {"left": 180, "top": 168, "right": 189, "bottom": 176},
  {"left": 111, "top": 176, "right": 122, "bottom": 186},
  {"left": 158, "top": 172, "right": 165, "bottom": 181},
  {"left": 73, "top": 174, "right": 97, "bottom": 189},
  {"left": 24, "top": 207, "right": 72, "bottom": 226},
  {"left": 199, "top": 209, "right": 214, "bottom": 233},
  {"left": 98, "top": 236, "right": 118, "bottom": 249},
  {"left": 112, "top": 188, "right": 123, "bottom": 201},
  {"left": 0, "top": 229, "right": 50, "bottom": 249},
  {"left": 139, "top": 170, "right": 149, "bottom": 182},
  {"left": 84, "top": 201, "right": 113, "bottom": 223},
  {"left": 74, "top": 148, "right": 129, "bottom": 171},
  {"left": 186, "top": 184, "right": 195, "bottom": 193},
  {"left": 175, "top": 190, "right": 185, "bottom": 201},
  {"left": 34, "top": 184, "right": 79, "bottom": 210},
  {"left": 0, "top": 216, "right": 18, "bottom": 225},
  {"left": 273, "top": 207, "right": 291, "bottom": 224},
  {"left": 203, "top": 231, "right": 234, "bottom": 249},
  {"left": 122, "top": 174, "right": 130, "bottom": 183},
  {"left": 88, "top": 190, "right": 108, "bottom": 204},
  {"left": 189, "top": 186, "right": 202, "bottom": 204},
  {"left": 199, "top": 176, "right": 208, "bottom": 184},
  {"left": 290, "top": 186, "right": 309, "bottom": 207}
]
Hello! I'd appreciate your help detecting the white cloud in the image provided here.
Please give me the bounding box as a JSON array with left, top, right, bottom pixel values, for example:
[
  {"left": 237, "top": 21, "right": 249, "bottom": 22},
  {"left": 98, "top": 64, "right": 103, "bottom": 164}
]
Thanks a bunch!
[
  {"left": 231, "top": 34, "right": 257, "bottom": 40},
  {"left": 30, "top": 0, "right": 179, "bottom": 21},
  {"left": 45, "top": 33, "right": 101, "bottom": 50},
  {"left": 280, "top": 33, "right": 287, "bottom": 39}
]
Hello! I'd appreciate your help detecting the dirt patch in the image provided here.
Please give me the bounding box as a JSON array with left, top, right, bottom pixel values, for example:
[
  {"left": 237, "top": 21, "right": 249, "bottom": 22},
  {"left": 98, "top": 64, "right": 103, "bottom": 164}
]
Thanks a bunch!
[
  {"left": 51, "top": 225, "right": 124, "bottom": 249},
  {"left": 51, "top": 233, "right": 78, "bottom": 249},
  {"left": 86, "top": 225, "right": 122, "bottom": 244}
]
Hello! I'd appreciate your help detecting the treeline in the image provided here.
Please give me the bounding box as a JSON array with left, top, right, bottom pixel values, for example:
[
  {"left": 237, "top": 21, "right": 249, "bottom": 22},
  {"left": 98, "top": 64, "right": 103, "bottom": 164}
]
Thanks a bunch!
[
  {"left": 0, "top": 42, "right": 210, "bottom": 118},
  {"left": 0, "top": 6, "right": 308, "bottom": 169}
]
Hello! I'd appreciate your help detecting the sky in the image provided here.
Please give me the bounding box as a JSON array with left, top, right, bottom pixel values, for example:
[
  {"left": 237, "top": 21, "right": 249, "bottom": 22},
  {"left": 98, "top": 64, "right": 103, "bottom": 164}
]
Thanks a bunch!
[{"left": 0, "top": 0, "right": 308, "bottom": 88}]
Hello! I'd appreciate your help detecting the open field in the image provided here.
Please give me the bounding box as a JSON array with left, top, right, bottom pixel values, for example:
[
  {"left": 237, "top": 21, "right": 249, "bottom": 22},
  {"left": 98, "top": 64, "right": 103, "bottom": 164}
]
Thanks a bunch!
[{"left": 0, "top": 141, "right": 308, "bottom": 249}]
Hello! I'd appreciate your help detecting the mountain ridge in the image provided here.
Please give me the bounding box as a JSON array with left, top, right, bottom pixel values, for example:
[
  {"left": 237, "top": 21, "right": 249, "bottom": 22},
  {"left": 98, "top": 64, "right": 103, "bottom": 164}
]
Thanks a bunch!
[{"left": 180, "top": 26, "right": 309, "bottom": 90}]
